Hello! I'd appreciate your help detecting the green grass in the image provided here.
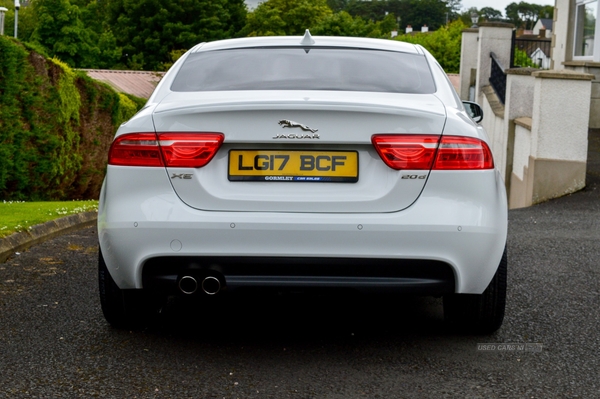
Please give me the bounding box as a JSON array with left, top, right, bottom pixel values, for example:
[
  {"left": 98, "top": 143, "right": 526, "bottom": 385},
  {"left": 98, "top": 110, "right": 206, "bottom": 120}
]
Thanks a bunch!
[{"left": 0, "top": 200, "right": 98, "bottom": 238}]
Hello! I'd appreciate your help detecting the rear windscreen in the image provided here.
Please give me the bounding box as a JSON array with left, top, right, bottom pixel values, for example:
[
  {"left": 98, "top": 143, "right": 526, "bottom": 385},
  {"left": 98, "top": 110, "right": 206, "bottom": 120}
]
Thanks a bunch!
[{"left": 171, "top": 47, "right": 436, "bottom": 94}]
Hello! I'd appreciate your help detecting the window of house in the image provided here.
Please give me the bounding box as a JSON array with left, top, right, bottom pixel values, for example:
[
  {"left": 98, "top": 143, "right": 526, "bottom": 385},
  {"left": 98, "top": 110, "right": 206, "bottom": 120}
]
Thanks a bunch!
[{"left": 574, "top": 0, "right": 598, "bottom": 58}]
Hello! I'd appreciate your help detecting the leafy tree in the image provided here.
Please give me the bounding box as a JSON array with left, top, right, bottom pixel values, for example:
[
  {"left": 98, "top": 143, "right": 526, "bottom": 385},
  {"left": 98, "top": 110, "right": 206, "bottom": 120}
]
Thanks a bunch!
[
  {"left": 396, "top": 19, "right": 466, "bottom": 73},
  {"left": 312, "top": 10, "right": 397, "bottom": 37},
  {"left": 345, "top": 0, "right": 387, "bottom": 21},
  {"left": 446, "top": 0, "right": 463, "bottom": 21},
  {"left": 326, "top": 0, "right": 348, "bottom": 13},
  {"left": 397, "top": 0, "right": 448, "bottom": 31},
  {"left": 311, "top": 11, "right": 377, "bottom": 36},
  {"left": 344, "top": 0, "right": 452, "bottom": 30},
  {"left": 505, "top": 1, "right": 553, "bottom": 30},
  {"left": 66, "top": 0, "right": 122, "bottom": 68},
  {"left": 106, "top": 0, "right": 247, "bottom": 70},
  {"left": 480, "top": 7, "right": 504, "bottom": 22},
  {"left": 30, "top": 0, "right": 97, "bottom": 68},
  {"left": 241, "top": 0, "right": 333, "bottom": 36}
]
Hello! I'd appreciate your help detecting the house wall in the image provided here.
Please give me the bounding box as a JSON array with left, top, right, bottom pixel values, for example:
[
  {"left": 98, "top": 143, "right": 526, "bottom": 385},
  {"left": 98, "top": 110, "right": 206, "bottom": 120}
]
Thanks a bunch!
[
  {"left": 551, "top": 0, "right": 573, "bottom": 69},
  {"left": 552, "top": 0, "right": 600, "bottom": 128},
  {"left": 562, "top": 63, "right": 600, "bottom": 128},
  {"left": 463, "top": 24, "right": 593, "bottom": 208}
]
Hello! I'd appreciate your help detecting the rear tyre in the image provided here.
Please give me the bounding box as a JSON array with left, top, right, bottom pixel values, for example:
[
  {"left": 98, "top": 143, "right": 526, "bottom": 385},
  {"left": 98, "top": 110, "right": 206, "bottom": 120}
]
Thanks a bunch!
[
  {"left": 443, "top": 247, "right": 507, "bottom": 334},
  {"left": 98, "top": 250, "right": 154, "bottom": 329}
]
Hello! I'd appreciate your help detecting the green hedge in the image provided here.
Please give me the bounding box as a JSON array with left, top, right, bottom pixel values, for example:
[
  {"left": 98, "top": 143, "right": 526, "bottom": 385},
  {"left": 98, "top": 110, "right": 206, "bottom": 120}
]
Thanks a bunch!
[{"left": 0, "top": 36, "right": 143, "bottom": 200}]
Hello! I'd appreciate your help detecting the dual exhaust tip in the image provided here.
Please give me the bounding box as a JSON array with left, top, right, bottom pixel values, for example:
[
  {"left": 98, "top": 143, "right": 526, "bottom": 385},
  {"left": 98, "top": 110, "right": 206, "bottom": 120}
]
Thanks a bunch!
[{"left": 178, "top": 275, "right": 222, "bottom": 296}]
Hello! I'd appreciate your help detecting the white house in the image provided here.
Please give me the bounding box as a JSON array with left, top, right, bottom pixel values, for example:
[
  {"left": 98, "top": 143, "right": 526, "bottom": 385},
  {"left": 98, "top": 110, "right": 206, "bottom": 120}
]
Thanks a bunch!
[
  {"left": 533, "top": 18, "right": 553, "bottom": 38},
  {"left": 530, "top": 47, "right": 552, "bottom": 68},
  {"left": 552, "top": 0, "right": 600, "bottom": 128}
]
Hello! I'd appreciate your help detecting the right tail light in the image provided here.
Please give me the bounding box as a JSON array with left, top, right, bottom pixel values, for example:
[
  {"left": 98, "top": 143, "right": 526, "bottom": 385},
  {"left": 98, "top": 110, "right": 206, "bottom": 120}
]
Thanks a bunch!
[{"left": 372, "top": 134, "right": 493, "bottom": 170}]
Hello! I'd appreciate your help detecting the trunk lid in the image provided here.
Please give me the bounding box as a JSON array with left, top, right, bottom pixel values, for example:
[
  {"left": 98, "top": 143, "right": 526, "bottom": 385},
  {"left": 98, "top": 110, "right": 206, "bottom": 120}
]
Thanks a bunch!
[{"left": 152, "top": 91, "right": 446, "bottom": 213}]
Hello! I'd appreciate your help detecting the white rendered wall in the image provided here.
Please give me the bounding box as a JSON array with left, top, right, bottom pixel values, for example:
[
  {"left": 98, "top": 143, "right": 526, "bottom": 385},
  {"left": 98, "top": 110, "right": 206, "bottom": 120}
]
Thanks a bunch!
[
  {"left": 531, "top": 71, "right": 592, "bottom": 162},
  {"left": 459, "top": 29, "right": 479, "bottom": 100},
  {"left": 513, "top": 124, "right": 532, "bottom": 181},
  {"left": 552, "top": 0, "right": 571, "bottom": 69},
  {"left": 505, "top": 72, "right": 535, "bottom": 122},
  {"left": 480, "top": 93, "right": 507, "bottom": 181}
]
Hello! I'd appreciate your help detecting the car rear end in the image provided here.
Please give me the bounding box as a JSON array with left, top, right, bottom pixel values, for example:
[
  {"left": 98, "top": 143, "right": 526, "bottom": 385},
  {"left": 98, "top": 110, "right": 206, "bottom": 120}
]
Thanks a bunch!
[{"left": 98, "top": 35, "right": 507, "bottom": 332}]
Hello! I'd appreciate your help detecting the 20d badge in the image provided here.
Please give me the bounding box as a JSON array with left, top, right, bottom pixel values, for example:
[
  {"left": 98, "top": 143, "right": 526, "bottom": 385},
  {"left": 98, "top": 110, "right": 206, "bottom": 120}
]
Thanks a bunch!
[{"left": 228, "top": 150, "right": 358, "bottom": 182}]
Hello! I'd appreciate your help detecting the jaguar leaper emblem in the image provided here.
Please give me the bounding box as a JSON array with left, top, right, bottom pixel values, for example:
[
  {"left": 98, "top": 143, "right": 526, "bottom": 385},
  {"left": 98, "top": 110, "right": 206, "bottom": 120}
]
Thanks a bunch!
[{"left": 278, "top": 120, "right": 318, "bottom": 133}]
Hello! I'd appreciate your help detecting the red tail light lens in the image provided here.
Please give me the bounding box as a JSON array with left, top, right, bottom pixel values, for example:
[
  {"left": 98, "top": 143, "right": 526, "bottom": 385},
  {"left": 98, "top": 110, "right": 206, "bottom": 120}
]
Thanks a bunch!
[
  {"left": 108, "top": 133, "right": 224, "bottom": 167},
  {"left": 108, "top": 133, "right": 163, "bottom": 167},
  {"left": 372, "top": 134, "right": 494, "bottom": 170},
  {"left": 433, "top": 136, "right": 494, "bottom": 170},
  {"left": 371, "top": 135, "right": 439, "bottom": 170},
  {"left": 157, "top": 133, "right": 224, "bottom": 167}
]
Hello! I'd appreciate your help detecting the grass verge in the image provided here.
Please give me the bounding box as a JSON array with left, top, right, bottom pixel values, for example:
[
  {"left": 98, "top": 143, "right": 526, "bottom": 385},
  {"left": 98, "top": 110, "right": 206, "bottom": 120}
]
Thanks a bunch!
[{"left": 0, "top": 201, "right": 98, "bottom": 238}]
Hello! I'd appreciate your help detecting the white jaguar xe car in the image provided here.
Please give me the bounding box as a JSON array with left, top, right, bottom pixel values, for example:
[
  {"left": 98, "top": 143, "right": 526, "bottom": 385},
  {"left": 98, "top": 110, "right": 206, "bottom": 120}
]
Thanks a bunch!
[{"left": 98, "top": 32, "right": 508, "bottom": 333}]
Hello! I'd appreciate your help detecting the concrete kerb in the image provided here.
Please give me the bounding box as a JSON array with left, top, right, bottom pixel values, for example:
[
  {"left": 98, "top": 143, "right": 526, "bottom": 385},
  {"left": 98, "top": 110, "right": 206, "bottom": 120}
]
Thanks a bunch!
[{"left": 0, "top": 211, "right": 97, "bottom": 263}]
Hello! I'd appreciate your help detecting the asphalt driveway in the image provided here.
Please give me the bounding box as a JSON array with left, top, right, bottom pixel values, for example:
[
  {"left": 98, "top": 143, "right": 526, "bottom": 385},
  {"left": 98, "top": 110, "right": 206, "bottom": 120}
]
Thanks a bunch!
[{"left": 0, "top": 132, "right": 599, "bottom": 398}]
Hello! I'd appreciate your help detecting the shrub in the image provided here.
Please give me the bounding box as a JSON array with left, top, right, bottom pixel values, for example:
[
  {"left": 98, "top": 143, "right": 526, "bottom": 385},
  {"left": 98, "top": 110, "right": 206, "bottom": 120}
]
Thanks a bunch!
[{"left": 0, "top": 36, "right": 142, "bottom": 200}]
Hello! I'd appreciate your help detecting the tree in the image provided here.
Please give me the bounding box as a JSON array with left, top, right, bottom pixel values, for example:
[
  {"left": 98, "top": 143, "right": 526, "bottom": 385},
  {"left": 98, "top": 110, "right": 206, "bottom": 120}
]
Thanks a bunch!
[
  {"left": 241, "top": 0, "right": 333, "bottom": 37},
  {"left": 398, "top": 0, "right": 448, "bottom": 31},
  {"left": 31, "top": 0, "right": 97, "bottom": 68},
  {"left": 345, "top": 0, "right": 387, "bottom": 21},
  {"left": 480, "top": 7, "right": 503, "bottom": 22},
  {"left": 106, "top": 0, "right": 247, "bottom": 70},
  {"left": 326, "top": 0, "right": 348, "bottom": 13},
  {"left": 505, "top": 1, "right": 553, "bottom": 30},
  {"left": 311, "top": 11, "right": 377, "bottom": 36},
  {"left": 312, "top": 10, "right": 397, "bottom": 37},
  {"left": 396, "top": 19, "right": 466, "bottom": 73},
  {"left": 446, "top": 0, "right": 463, "bottom": 21}
]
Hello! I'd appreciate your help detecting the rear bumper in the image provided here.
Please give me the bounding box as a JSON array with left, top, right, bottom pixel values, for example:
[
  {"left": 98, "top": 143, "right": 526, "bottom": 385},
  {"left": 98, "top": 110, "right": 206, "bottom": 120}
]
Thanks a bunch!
[{"left": 98, "top": 169, "right": 507, "bottom": 295}]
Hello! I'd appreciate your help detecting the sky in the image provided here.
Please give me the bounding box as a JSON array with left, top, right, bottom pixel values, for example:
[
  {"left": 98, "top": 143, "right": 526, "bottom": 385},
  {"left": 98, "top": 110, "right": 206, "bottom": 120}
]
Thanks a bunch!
[{"left": 244, "top": 0, "right": 556, "bottom": 18}]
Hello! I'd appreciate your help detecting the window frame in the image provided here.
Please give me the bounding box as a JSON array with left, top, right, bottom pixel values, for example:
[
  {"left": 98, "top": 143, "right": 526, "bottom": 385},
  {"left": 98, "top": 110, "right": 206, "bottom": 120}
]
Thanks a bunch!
[{"left": 573, "top": 0, "right": 600, "bottom": 61}]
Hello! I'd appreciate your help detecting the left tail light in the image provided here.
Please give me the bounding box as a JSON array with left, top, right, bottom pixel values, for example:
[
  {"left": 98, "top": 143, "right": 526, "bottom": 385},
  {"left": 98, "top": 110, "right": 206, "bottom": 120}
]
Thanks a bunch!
[
  {"left": 108, "top": 132, "right": 224, "bottom": 167},
  {"left": 371, "top": 135, "right": 439, "bottom": 170}
]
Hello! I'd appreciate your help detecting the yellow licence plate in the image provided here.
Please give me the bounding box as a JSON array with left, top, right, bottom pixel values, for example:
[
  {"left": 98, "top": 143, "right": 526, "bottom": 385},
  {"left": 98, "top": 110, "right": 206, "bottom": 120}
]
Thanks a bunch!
[{"left": 228, "top": 150, "right": 358, "bottom": 182}]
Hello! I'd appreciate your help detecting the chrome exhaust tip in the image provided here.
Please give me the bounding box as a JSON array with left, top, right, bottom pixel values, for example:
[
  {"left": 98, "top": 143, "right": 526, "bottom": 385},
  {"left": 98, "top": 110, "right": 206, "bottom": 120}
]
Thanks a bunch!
[
  {"left": 178, "top": 276, "right": 198, "bottom": 295},
  {"left": 201, "top": 276, "right": 221, "bottom": 295}
]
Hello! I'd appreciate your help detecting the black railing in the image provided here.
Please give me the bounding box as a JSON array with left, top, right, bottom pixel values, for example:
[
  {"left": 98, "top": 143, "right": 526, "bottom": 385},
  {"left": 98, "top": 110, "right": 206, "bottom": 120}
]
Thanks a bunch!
[
  {"left": 489, "top": 52, "right": 507, "bottom": 104},
  {"left": 511, "top": 35, "right": 552, "bottom": 68}
]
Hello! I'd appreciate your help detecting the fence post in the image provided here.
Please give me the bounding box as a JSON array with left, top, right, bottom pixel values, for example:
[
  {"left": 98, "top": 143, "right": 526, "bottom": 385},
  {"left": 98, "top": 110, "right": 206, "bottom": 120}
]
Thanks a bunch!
[
  {"left": 459, "top": 28, "right": 479, "bottom": 101},
  {"left": 475, "top": 22, "right": 514, "bottom": 105}
]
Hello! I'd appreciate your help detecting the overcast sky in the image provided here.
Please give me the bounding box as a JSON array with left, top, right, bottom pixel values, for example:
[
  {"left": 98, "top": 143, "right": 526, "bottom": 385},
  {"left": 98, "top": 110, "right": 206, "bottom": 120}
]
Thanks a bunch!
[{"left": 244, "top": 0, "right": 555, "bottom": 18}]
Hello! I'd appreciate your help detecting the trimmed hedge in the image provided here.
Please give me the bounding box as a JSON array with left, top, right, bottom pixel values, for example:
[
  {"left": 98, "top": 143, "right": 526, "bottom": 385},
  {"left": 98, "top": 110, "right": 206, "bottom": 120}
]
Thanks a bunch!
[{"left": 0, "top": 36, "right": 143, "bottom": 200}]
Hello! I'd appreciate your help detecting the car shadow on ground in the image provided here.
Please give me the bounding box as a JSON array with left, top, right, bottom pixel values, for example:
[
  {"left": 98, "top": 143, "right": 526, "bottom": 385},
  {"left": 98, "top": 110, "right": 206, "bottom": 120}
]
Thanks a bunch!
[{"left": 134, "top": 291, "right": 452, "bottom": 344}]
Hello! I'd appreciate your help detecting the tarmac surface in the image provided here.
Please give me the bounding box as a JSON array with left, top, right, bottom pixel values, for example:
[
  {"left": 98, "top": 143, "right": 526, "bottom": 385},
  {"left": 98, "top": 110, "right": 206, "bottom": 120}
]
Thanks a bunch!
[{"left": 0, "top": 130, "right": 598, "bottom": 397}]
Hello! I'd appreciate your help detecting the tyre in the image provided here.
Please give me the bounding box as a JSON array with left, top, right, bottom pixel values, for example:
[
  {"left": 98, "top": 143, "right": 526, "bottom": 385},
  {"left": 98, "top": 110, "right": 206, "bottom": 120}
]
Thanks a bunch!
[
  {"left": 443, "top": 247, "right": 507, "bottom": 334},
  {"left": 98, "top": 249, "right": 155, "bottom": 328}
]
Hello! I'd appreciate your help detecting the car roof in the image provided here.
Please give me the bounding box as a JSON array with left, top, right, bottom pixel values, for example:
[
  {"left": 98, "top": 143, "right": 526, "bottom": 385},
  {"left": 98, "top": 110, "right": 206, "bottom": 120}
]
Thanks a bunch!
[{"left": 190, "top": 34, "right": 423, "bottom": 55}]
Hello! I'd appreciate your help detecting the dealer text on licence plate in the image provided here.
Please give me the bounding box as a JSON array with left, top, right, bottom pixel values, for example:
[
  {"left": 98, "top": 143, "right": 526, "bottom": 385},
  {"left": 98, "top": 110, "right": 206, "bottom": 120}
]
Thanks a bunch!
[{"left": 228, "top": 150, "right": 358, "bottom": 182}]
